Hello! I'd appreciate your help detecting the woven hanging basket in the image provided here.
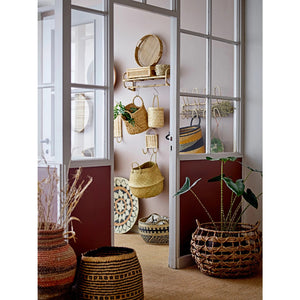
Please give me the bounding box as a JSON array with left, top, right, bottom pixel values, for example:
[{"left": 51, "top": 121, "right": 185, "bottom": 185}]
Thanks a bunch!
[
  {"left": 145, "top": 128, "right": 158, "bottom": 150},
  {"left": 38, "top": 224, "right": 77, "bottom": 299},
  {"left": 148, "top": 95, "right": 164, "bottom": 128},
  {"left": 190, "top": 221, "right": 262, "bottom": 278},
  {"left": 122, "top": 95, "right": 148, "bottom": 135},
  {"left": 129, "top": 158, "right": 164, "bottom": 198},
  {"left": 77, "top": 247, "right": 144, "bottom": 300},
  {"left": 138, "top": 213, "right": 169, "bottom": 245}
]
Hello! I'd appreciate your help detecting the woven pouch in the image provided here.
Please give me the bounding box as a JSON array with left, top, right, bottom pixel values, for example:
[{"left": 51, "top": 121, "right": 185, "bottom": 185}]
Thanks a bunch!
[{"left": 148, "top": 95, "right": 164, "bottom": 128}]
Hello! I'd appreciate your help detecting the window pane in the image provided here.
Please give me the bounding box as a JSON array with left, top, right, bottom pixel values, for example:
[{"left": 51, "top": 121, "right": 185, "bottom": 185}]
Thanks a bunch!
[
  {"left": 71, "top": 9, "right": 104, "bottom": 85},
  {"left": 212, "top": 41, "right": 234, "bottom": 97},
  {"left": 180, "top": 34, "right": 206, "bottom": 94},
  {"left": 212, "top": 0, "right": 234, "bottom": 40},
  {"left": 147, "top": 0, "right": 170, "bottom": 10},
  {"left": 181, "top": 0, "right": 206, "bottom": 34},
  {"left": 71, "top": 88, "right": 105, "bottom": 159},
  {"left": 72, "top": 0, "right": 104, "bottom": 11},
  {"left": 210, "top": 99, "right": 235, "bottom": 153},
  {"left": 179, "top": 96, "right": 206, "bottom": 154}
]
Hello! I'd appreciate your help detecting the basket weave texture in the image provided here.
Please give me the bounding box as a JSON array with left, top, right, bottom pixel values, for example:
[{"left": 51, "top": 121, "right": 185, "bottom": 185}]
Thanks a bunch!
[
  {"left": 114, "top": 115, "right": 122, "bottom": 137},
  {"left": 78, "top": 247, "right": 144, "bottom": 300},
  {"left": 145, "top": 129, "right": 158, "bottom": 149},
  {"left": 138, "top": 213, "right": 169, "bottom": 244},
  {"left": 122, "top": 96, "right": 148, "bottom": 135},
  {"left": 190, "top": 222, "right": 262, "bottom": 278},
  {"left": 148, "top": 95, "right": 164, "bottom": 128},
  {"left": 129, "top": 161, "right": 164, "bottom": 198},
  {"left": 38, "top": 225, "right": 77, "bottom": 299}
]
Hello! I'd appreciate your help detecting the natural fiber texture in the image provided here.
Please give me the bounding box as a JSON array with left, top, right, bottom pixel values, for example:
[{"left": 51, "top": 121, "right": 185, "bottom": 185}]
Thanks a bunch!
[
  {"left": 78, "top": 247, "right": 144, "bottom": 300},
  {"left": 145, "top": 129, "right": 158, "bottom": 149},
  {"left": 138, "top": 213, "right": 169, "bottom": 245},
  {"left": 114, "top": 115, "right": 122, "bottom": 138},
  {"left": 38, "top": 225, "right": 77, "bottom": 299},
  {"left": 135, "top": 34, "right": 163, "bottom": 67},
  {"left": 148, "top": 95, "right": 164, "bottom": 128},
  {"left": 127, "top": 66, "right": 155, "bottom": 78},
  {"left": 129, "top": 161, "right": 164, "bottom": 198},
  {"left": 190, "top": 222, "right": 262, "bottom": 278},
  {"left": 155, "top": 64, "right": 170, "bottom": 76},
  {"left": 179, "top": 116, "right": 205, "bottom": 154},
  {"left": 123, "top": 95, "right": 148, "bottom": 135}
]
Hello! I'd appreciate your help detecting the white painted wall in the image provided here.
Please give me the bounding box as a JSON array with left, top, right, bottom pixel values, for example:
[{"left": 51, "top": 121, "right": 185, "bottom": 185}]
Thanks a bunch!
[{"left": 243, "top": 0, "right": 263, "bottom": 226}]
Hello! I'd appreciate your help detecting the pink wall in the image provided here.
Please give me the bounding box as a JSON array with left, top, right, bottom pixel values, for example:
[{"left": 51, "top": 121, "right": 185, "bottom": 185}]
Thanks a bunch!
[
  {"left": 69, "top": 166, "right": 111, "bottom": 256},
  {"left": 180, "top": 159, "right": 242, "bottom": 256}
]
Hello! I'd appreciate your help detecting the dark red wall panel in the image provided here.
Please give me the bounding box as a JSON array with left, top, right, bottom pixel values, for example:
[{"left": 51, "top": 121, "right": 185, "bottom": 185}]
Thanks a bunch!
[
  {"left": 180, "top": 159, "right": 242, "bottom": 256},
  {"left": 69, "top": 166, "right": 111, "bottom": 256}
]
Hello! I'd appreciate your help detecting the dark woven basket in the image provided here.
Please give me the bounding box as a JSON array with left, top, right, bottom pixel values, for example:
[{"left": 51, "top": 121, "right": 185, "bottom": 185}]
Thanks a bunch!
[
  {"left": 78, "top": 247, "right": 144, "bottom": 300},
  {"left": 190, "top": 221, "right": 262, "bottom": 278}
]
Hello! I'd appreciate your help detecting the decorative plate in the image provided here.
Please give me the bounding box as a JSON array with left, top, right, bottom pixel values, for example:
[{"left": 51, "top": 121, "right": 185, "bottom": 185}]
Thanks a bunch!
[{"left": 114, "top": 177, "right": 139, "bottom": 234}]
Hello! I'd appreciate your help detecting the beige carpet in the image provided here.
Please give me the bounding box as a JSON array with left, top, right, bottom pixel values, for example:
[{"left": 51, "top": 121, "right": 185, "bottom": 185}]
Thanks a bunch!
[{"left": 115, "top": 232, "right": 262, "bottom": 300}]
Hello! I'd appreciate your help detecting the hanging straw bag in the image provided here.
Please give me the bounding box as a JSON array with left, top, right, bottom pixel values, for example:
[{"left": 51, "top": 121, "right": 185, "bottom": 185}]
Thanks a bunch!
[
  {"left": 122, "top": 95, "right": 148, "bottom": 135},
  {"left": 129, "top": 155, "right": 164, "bottom": 198},
  {"left": 147, "top": 95, "right": 164, "bottom": 128}
]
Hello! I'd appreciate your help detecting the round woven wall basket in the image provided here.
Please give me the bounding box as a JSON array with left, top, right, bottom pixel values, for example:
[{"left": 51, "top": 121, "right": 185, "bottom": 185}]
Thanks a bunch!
[
  {"left": 38, "top": 224, "right": 77, "bottom": 299},
  {"left": 190, "top": 221, "right": 262, "bottom": 278},
  {"left": 138, "top": 213, "right": 169, "bottom": 245},
  {"left": 77, "top": 247, "right": 144, "bottom": 300}
]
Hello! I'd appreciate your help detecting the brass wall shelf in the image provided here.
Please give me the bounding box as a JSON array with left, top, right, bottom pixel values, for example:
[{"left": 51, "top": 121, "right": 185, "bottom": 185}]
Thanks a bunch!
[{"left": 122, "top": 69, "right": 170, "bottom": 91}]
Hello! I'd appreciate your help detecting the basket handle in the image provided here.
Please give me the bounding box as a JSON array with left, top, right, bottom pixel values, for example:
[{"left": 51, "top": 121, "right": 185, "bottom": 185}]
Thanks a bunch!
[
  {"left": 132, "top": 95, "right": 144, "bottom": 107},
  {"left": 149, "top": 152, "right": 157, "bottom": 163},
  {"left": 190, "top": 115, "right": 201, "bottom": 127},
  {"left": 152, "top": 95, "right": 160, "bottom": 107},
  {"left": 131, "top": 162, "right": 140, "bottom": 169}
]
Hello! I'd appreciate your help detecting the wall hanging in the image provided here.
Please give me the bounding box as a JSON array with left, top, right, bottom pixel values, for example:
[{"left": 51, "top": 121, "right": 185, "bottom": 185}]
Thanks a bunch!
[
  {"left": 129, "top": 154, "right": 164, "bottom": 198},
  {"left": 71, "top": 93, "right": 90, "bottom": 133},
  {"left": 148, "top": 94, "right": 164, "bottom": 128},
  {"left": 122, "top": 95, "right": 148, "bottom": 135},
  {"left": 142, "top": 128, "right": 158, "bottom": 154},
  {"left": 114, "top": 114, "right": 123, "bottom": 143}
]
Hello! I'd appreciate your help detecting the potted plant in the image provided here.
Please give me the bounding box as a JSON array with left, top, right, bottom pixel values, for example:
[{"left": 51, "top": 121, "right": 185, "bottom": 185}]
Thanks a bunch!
[
  {"left": 175, "top": 157, "right": 262, "bottom": 278},
  {"left": 114, "top": 101, "right": 136, "bottom": 126},
  {"left": 38, "top": 165, "right": 93, "bottom": 299}
]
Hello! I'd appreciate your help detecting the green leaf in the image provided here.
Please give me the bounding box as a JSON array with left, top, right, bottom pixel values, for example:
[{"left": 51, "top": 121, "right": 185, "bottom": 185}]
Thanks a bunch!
[
  {"left": 223, "top": 177, "right": 245, "bottom": 196},
  {"left": 206, "top": 156, "right": 237, "bottom": 162},
  {"left": 208, "top": 174, "right": 226, "bottom": 182},
  {"left": 173, "top": 177, "right": 201, "bottom": 197},
  {"left": 242, "top": 188, "right": 258, "bottom": 209}
]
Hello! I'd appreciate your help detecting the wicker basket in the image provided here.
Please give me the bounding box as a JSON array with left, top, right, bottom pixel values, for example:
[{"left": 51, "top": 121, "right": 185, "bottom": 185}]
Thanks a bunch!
[
  {"left": 190, "top": 220, "right": 262, "bottom": 278},
  {"left": 78, "top": 247, "right": 144, "bottom": 300},
  {"left": 145, "top": 128, "right": 158, "bottom": 149},
  {"left": 148, "top": 95, "right": 164, "bottom": 128},
  {"left": 129, "top": 159, "right": 164, "bottom": 198},
  {"left": 138, "top": 213, "right": 169, "bottom": 244},
  {"left": 155, "top": 64, "right": 170, "bottom": 76},
  {"left": 122, "top": 95, "right": 148, "bottom": 135}
]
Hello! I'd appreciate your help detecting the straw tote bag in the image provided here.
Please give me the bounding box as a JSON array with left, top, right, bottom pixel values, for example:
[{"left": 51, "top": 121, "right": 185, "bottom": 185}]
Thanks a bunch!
[
  {"left": 147, "top": 95, "right": 164, "bottom": 128},
  {"left": 122, "top": 95, "right": 149, "bottom": 135},
  {"left": 129, "top": 155, "right": 164, "bottom": 198}
]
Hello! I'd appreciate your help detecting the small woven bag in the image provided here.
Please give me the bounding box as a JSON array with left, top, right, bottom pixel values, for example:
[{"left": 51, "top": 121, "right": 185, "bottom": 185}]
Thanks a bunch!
[{"left": 147, "top": 95, "right": 164, "bottom": 128}]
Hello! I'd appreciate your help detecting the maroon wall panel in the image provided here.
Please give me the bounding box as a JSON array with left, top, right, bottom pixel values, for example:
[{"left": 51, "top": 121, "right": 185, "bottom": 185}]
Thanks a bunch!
[
  {"left": 69, "top": 166, "right": 111, "bottom": 256},
  {"left": 180, "top": 159, "right": 242, "bottom": 256}
]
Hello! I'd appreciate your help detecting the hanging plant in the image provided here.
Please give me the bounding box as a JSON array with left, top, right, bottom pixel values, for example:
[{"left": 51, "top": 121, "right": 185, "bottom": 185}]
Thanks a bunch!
[{"left": 114, "top": 101, "right": 137, "bottom": 126}]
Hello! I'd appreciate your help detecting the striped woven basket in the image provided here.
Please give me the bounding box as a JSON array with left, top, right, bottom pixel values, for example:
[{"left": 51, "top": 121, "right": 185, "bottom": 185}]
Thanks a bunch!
[
  {"left": 138, "top": 213, "right": 169, "bottom": 245},
  {"left": 38, "top": 224, "right": 77, "bottom": 299},
  {"left": 77, "top": 247, "right": 144, "bottom": 300},
  {"left": 190, "top": 221, "right": 262, "bottom": 278}
]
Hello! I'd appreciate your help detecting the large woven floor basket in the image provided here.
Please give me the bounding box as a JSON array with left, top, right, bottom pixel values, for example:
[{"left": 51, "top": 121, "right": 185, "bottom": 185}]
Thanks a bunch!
[
  {"left": 78, "top": 247, "right": 144, "bottom": 300},
  {"left": 190, "top": 221, "right": 262, "bottom": 278}
]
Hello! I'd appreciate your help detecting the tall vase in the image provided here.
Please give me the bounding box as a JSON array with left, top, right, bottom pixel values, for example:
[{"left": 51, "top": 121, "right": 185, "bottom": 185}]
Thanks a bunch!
[{"left": 38, "top": 225, "right": 77, "bottom": 299}]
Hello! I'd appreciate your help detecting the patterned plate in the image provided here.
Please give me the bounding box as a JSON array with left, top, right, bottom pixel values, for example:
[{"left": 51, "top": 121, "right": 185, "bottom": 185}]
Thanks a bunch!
[{"left": 114, "top": 177, "right": 139, "bottom": 234}]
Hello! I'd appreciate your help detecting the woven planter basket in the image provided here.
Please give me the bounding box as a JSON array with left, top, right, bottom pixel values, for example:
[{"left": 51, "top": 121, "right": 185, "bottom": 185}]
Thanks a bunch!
[
  {"left": 38, "top": 224, "right": 77, "bottom": 299},
  {"left": 154, "top": 64, "right": 170, "bottom": 76},
  {"left": 138, "top": 213, "right": 169, "bottom": 245},
  {"left": 77, "top": 247, "right": 144, "bottom": 300},
  {"left": 148, "top": 95, "right": 164, "bottom": 128},
  {"left": 190, "top": 221, "right": 262, "bottom": 278},
  {"left": 129, "top": 160, "right": 164, "bottom": 198},
  {"left": 122, "top": 95, "right": 148, "bottom": 135}
]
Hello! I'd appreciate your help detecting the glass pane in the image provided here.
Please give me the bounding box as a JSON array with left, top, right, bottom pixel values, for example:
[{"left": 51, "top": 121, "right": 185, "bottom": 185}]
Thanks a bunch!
[
  {"left": 212, "top": 0, "right": 234, "bottom": 40},
  {"left": 179, "top": 96, "right": 206, "bottom": 154},
  {"left": 147, "top": 0, "right": 170, "bottom": 10},
  {"left": 38, "top": 87, "right": 55, "bottom": 160},
  {"left": 181, "top": 0, "right": 206, "bottom": 33},
  {"left": 38, "top": 12, "right": 55, "bottom": 85},
  {"left": 180, "top": 34, "right": 206, "bottom": 95},
  {"left": 72, "top": 0, "right": 104, "bottom": 11},
  {"left": 212, "top": 41, "right": 234, "bottom": 97},
  {"left": 210, "top": 99, "right": 235, "bottom": 153},
  {"left": 71, "top": 9, "right": 104, "bottom": 85},
  {"left": 71, "top": 88, "right": 105, "bottom": 159}
]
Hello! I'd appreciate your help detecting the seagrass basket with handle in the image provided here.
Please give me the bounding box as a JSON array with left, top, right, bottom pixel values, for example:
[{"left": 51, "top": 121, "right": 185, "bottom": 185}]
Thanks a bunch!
[
  {"left": 190, "top": 220, "right": 262, "bottom": 278},
  {"left": 148, "top": 95, "right": 164, "bottom": 128}
]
